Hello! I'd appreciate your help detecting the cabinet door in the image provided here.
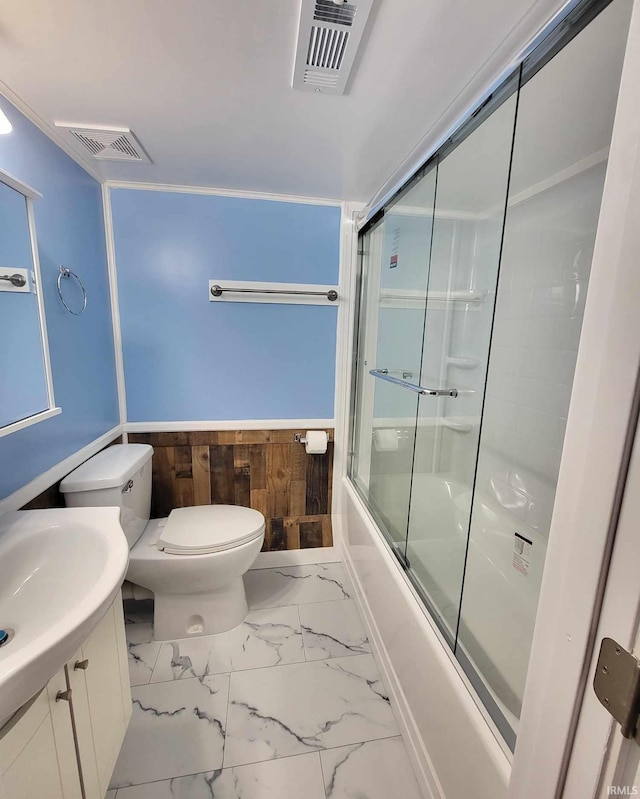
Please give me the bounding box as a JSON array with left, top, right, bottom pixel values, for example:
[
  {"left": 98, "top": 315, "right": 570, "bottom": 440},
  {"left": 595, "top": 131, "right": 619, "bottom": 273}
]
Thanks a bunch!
[
  {"left": 1, "top": 715, "right": 65, "bottom": 799},
  {"left": 46, "top": 669, "right": 83, "bottom": 799},
  {"left": 0, "top": 676, "right": 82, "bottom": 799},
  {"left": 69, "top": 595, "right": 131, "bottom": 798}
]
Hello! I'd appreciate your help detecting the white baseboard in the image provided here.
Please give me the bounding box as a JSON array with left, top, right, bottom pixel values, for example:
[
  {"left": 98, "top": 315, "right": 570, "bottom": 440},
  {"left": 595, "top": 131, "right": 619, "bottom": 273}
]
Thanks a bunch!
[
  {"left": 0, "top": 424, "right": 123, "bottom": 510},
  {"left": 251, "top": 546, "right": 340, "bottom": 569},
  {"left": 126, "top": 419, "right": 335, "bottom": 433},
  {"left": 339, "top": 533, "right": 443, "bottom": 799}
]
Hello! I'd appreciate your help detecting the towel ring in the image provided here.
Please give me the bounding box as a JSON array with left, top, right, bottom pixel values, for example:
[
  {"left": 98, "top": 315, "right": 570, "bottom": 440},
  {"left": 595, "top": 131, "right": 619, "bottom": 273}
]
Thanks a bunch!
[{"left": 57, "top": 266, "right": 87, "bottom": 316}]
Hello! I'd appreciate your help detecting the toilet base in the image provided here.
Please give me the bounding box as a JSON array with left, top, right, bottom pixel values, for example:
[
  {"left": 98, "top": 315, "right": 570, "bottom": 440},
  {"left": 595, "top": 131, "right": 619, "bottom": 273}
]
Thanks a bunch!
[{"left": 152, "top": 576, "right": 249, "bottom": 640}]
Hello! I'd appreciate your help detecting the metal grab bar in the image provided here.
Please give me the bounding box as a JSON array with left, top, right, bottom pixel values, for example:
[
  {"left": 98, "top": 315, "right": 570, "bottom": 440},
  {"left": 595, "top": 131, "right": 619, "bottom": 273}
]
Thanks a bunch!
[
  {"left": 370, "top": 369, "right": 458, "bottom": 398},
  {"left": 210, "top": 285, "right": 338, "bottom": 302}
]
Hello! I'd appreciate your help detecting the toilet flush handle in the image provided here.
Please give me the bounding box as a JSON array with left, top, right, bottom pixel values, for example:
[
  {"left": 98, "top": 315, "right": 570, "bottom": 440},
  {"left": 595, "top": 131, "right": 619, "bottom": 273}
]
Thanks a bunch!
[{"left": 122, "top": 479, "right": 134, "bottom": 493}]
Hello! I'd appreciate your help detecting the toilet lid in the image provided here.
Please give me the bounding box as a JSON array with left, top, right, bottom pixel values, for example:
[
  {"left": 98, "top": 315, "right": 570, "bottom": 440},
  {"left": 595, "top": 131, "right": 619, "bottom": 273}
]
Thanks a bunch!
[{"left": 157, "top": 505, "right": 265, "bottom": 555}]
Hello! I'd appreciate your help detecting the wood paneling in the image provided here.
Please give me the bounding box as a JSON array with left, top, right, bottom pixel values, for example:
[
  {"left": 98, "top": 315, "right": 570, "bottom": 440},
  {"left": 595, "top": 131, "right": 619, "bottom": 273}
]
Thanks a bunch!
[
  {"left": 20, "top": 433, "right": 333, "bottom": 552},
  {"left": 128, "top": 430, "right": 334, "bottom": 551}
]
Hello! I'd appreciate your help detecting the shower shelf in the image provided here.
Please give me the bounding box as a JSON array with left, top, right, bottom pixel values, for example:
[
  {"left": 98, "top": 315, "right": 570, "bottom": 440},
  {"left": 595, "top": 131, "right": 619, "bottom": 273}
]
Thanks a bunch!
[
  {"left": 445, "top": 356, "right": 479, "bottom": 369},
  {"left": 441, "top": 417, "right": 474, "bottom": 433},
  {"left": 379, "top": 288, "right": 485, "bottom": 309},
  {"left": 439, "top": 290, "right": 484, "bottom": 302}
]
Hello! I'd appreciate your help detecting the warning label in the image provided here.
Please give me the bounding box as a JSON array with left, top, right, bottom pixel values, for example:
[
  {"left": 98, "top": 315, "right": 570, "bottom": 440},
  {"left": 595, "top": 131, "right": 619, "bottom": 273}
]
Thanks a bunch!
[{"left": 513, "top": 532, "right": 533, "bottom": 576}]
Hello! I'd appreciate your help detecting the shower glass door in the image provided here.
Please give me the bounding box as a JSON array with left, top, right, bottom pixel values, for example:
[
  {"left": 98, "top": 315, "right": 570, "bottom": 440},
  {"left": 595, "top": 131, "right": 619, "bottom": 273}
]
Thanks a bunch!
[
  {"left": 405, "top": 87, "right": 519, "bottom": 648},
  {"left": 351, "top": 169, "right": 437, "bottom": 556},
  {"left": 349, "top": 0, "right": 631, "bottom": 753},
  {"left": 455, "top": 0, "right": 632, "bottom": 749}
]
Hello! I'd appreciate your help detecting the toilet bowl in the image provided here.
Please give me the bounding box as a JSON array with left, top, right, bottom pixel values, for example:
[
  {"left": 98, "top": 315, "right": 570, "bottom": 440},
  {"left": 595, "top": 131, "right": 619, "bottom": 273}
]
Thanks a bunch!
[{"left": 60, "top": 444, "right": 265, "bottom": 640}]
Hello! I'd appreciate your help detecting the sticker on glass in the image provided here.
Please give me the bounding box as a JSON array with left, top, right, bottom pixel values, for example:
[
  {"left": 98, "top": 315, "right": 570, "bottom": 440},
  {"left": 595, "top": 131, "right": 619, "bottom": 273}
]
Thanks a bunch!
[{"left": 513, "top": 532, "right": 533, "bottom": 576}]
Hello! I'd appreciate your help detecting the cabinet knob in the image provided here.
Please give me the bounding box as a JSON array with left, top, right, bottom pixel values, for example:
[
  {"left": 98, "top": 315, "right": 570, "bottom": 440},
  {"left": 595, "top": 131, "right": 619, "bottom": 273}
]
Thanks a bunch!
[
  {"left": 74, "top": 659, "right": 89, "bottom": 671},
  {"left": 55, "top": 689, "right": 72, "bottom": 703}
]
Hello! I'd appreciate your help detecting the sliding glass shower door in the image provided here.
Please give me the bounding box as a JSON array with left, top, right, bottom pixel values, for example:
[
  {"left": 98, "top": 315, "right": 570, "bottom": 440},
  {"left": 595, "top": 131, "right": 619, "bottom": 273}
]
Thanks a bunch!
[
  {"left": 351, "top": 170, "right": 437, "bottom": 555},
  {"left": 405, "top": 87, "right": 518, "bottom": 649},
  {"left": 349, "top": 0, "right": 631, "bottom": 752}
]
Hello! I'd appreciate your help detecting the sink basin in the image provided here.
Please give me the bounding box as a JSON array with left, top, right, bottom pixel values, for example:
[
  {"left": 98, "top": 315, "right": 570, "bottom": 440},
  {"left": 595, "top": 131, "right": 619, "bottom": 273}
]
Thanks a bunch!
[{"left": 0, "top": 507, "right": 128, "bottom": 727}]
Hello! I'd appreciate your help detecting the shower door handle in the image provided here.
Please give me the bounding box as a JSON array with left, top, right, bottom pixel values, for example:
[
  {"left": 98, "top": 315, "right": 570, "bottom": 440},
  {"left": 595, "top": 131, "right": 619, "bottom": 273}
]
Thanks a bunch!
[{"left": 369, "top": 369, "right": 458, "bottom": 398}]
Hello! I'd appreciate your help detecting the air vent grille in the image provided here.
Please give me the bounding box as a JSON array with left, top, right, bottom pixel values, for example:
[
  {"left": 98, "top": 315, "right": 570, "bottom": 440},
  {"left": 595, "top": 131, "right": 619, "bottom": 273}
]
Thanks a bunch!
[
  {"left": 307, "top": 26, "right": 349, "bottom": 70},
  {"left": 314, "top": 0, "right": 357, "bottom": 26},
  {"left": 304, "top": 69, "right": 340, "bottom": 88},
  {"left": 55, "top": 124, "right": 151, "bottom": 163},
  {"left": 293, "top": 0, "right": 374, "bottom": 95}
]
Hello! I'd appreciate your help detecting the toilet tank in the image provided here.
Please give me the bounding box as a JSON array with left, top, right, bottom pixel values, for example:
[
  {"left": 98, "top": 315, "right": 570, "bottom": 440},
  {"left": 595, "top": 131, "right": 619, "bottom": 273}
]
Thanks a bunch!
[{"left": 60, "top": 444, "right": 154, "bottom": 548}]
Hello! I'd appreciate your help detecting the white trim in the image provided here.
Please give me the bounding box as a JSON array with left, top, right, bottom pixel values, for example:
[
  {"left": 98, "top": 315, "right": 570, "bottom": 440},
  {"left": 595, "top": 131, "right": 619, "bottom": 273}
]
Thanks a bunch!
[
  {"left": 0, "top": 81, "right": 104, "bottom": 183},
  {"left": 251, "top": 546, "right": 340, "bottom": 569},
  {"left": 125, "top": 419, "right": 335, "bottom": 433},
  {"left": 0, "top": 424, "right": 123, "bottom": 510},
  {"left": 564, "top": 408, "right": 640, "bottom": 796},
  {"left": 0, "top": 407, "right": 61, "bottom": 439},
  {"left": 0, "top": 167, "right": 41, "bottom": 199},
  {"left": 331, "top": 201, "right": 363, "bottom": 531},
  {"left": 0, "top": 179, "right": 58, "bottom": 434},
  {"left": 208, "top": 279, "right": 339, "bottom": 306},
  {"left": 102, "top": 185, "right": 128, "bottom": 438},
  {"left": 339, "top": 532, "right": 442, "bottom": 799},
  {"left": 27, "top": 196, "right": 56, "bottom": 414},
  {"left": 105, "top": 180, "right": 342, "bottom": 208}
]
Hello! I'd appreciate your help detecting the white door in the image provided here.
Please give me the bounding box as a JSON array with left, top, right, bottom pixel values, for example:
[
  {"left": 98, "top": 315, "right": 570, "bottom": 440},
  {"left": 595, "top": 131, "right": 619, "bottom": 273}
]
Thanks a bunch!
[{"left": 561, "top": 402, "right": 640, "bottom": 797}]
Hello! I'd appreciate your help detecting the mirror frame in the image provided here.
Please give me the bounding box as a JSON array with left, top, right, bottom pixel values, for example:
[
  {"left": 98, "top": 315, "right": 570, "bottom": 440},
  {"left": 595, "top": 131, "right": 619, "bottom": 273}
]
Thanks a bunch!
[{"left": 0, "top": 167, "right": 59, "bottom": 438}]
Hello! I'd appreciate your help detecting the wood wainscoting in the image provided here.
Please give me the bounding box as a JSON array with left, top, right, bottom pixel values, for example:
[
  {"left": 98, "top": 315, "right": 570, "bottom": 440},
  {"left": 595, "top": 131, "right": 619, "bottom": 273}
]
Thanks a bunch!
[{"left": 127, "top": 430, "right": 334, "bottom": 552}]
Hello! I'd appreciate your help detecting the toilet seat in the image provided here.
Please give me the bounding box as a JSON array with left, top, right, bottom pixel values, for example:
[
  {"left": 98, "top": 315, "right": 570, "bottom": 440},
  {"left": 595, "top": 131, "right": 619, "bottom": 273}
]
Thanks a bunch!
[{"left": 157, "top": 505, "right": 265, "bottom": 555}]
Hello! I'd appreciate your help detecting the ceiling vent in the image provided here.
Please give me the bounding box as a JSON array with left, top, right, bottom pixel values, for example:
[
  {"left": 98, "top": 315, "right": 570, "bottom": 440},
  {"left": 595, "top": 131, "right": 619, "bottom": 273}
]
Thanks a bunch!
[
  {"left": 54, "top": 124, "right": 151, "bottom": 163},
  {"left": 292, "top": 0, "right": 374, "bottom": 95}
]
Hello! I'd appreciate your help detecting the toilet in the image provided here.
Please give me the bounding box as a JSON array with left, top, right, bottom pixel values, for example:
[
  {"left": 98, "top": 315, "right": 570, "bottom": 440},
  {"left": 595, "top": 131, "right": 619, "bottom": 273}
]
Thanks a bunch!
[{"left": 60, "top": 444, "right": 265, "bottom": 640}]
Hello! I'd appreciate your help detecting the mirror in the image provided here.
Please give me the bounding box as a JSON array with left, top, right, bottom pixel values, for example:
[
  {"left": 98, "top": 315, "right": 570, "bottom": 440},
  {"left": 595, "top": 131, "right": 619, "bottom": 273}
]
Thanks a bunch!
[{"left": 0, "top": 171, "right": 57, "bottom": 436}]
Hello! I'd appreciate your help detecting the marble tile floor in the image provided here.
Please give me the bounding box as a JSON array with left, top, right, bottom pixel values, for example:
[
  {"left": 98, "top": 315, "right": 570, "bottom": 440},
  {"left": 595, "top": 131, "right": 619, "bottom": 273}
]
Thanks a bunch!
[{"left": 110, "top": 563, "right": 423, "bottom": 799}]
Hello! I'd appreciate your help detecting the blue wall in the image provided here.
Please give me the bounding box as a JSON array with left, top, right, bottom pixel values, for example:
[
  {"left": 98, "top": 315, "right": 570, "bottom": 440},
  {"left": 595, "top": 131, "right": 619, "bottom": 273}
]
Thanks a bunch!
[
  {"left": 111, "top": 190, "right": 341, "bottom": 421},
  {"left": 0, "top": 98, "right": 119, "bottom": 500}
]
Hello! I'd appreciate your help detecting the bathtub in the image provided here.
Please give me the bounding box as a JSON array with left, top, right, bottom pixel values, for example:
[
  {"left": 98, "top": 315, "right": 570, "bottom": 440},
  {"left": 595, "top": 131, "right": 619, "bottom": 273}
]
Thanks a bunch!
[
  {"left": 404, "top": 473, "right": 546, "bottom": 735},
  {"left": 365, "top": 469, "right": 546, "bottom": 733},
  {"left": 340, "top": 479, "right": 513, "bottom": 799}
]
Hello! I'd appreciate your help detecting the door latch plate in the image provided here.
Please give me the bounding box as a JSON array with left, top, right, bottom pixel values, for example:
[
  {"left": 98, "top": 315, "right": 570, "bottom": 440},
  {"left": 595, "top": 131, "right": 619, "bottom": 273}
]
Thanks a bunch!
[{"left": 593, "top": 637, "right": 640, "bottom": 740}]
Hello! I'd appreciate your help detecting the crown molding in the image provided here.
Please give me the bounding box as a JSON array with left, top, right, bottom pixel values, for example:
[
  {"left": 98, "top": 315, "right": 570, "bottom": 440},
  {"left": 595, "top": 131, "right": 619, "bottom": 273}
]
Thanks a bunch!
[
  {"left": 104, "top": 179, "right": 343, "bottom": 207},
  {"left": 0, "top": 80, "right": 105, "bottom": 183}
]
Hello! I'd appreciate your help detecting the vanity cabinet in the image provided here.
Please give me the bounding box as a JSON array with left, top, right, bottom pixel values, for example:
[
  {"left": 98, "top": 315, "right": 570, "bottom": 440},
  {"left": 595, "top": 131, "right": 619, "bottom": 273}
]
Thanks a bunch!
[{"left": 0, "top": 594, "right": 131, "bottom": 799}]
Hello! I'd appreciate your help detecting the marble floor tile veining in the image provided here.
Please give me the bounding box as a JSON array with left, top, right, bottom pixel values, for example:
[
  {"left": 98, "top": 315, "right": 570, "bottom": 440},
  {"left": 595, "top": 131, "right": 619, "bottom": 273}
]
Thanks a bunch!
[
  {"left": 244, "top": 563, "right": 353, "bottom": 609},
  {"left": 126, "top": 622, "right": 162, "bottom": 687},
  {"left": 113, "top": 563, "right": 422, "bottom": 799},
  {"left": 110, "top": 674, "right": 229, "bottom": 788},
  {"left": 320, "top": 737, "right": 424, "bottom": 799},
  {"left": 299, "top": 599, "right": 371, "bottom": 660},
  {"left": 224, "top": 654, "right": 398, "bottom": 767},
  {"left": 112, "top": 753, "right": 326, "bottom": 799},
  {"left": 150, "top": 605, "right": 304, "bottom": 683}
]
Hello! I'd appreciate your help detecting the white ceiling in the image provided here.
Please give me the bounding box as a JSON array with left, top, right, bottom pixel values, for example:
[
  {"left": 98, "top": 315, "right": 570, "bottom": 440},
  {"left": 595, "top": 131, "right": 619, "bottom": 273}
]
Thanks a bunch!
[{"left": 0, "top": 0, "right": 568, "bottom": 202}]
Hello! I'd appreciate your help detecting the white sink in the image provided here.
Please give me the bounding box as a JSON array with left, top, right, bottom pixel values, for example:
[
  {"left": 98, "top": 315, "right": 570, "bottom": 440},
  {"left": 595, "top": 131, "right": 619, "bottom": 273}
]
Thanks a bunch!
[{"left": 0, "top": 507, "right": 128, "bottom": 727}]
